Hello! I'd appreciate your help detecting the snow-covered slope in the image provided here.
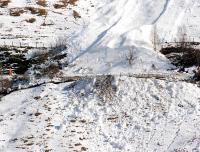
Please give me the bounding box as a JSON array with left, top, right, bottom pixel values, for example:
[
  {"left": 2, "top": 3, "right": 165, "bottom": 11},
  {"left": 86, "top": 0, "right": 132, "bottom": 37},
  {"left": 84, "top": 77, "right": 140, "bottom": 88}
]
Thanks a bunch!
[
  {"left": 1, "top": 0, "right": 200, "bottom": 74},
  {"left": 0, "top": 77, "right": 200, "bottom": 152},
  {"left": 66, "top": 0, "right": 200, "bottom": 74},
  {"left": 0, "top": 0, "right": 96, "bottom": 47},
  {"left": 1, "top": 0, "right": 200, "bottom": 152}
]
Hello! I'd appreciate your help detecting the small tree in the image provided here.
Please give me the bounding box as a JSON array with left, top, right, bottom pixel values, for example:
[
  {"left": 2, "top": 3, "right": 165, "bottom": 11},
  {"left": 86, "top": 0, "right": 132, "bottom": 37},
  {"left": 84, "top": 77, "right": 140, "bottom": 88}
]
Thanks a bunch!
[{"left": 126, "top": 47, "right": 136, "bottom": 65}]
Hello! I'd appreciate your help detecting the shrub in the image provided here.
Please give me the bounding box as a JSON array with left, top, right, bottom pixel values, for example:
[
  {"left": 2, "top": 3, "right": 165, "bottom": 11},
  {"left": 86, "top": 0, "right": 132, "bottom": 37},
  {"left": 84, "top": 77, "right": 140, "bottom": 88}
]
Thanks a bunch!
[
  {"left": 94, "top": 75, "right": 117, "bottom": 101},
  {"left": 31, "top": 51, "right": 49, "bottom": 64},
  {"left": 26, "top": 18, "right": 36, "bottom": 23},
  {"left": 38, "top": 8, "right": 47, "bottom": 16},
  {"left": 25, "top": 7, "right": 38, "bottom": 14},
  {"left": 0, "top": 0, "right": 10, "bottom": 7},
  {"left": 0, "top": 78, "right": 12, "bottom": 93},
  {"left": 36, "top": 0, "right": 47, "bottom": 7},
  {"left": 73, "top": 10, "right": 81, "bottom": 19},
  {"left": 10, "top": 8, "right": 24, "bottom": 16},
  {"left": 50, "top": 36, "right": 67, "bottom": 55},
  {"left": 160, "top": 44, "right": 200, "bottom": 67},
  {"left": 126, "top": 47, "right": 136, "bottom": 65},
  {"left": 193, "top": 68, "right": 200, "bottom": 81},
  {"left": 54, "top": 0, "right": 78, "bottom": 9},
  {"left": 53, "top": 3, "right": 65, "bottom": 9},
  {"left": 41, "top": 63, "right": 60, "bottom": 79},
  {"left": 67, "top": 0, "right": 78, "bottom": 5}
]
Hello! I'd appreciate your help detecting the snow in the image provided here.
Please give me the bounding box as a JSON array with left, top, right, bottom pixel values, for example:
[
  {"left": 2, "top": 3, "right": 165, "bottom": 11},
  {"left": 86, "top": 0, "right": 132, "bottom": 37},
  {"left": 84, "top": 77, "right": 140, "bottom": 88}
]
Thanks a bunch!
[
  {"left": 0, "top": 77, "right": 200, "bottom": 151},
  {"left": 1, "top": 0, "right": 200, "bottom": 151}
]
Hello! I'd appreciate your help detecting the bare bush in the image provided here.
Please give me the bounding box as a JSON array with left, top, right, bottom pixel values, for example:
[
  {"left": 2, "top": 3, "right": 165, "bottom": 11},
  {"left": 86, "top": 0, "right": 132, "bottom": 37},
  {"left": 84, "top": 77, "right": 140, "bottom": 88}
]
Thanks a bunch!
[
  {"left": 36, "top": 0, "right": 47, "bottom": 7},
  {"left": 0, "top": 78, "right": 12, "bottom": 93},
  {"left": 41, "top": 63, "right": 60, "bottom": 79},
  {"left": 31, "top": 51, "right": 50, "bottom": 64},
  {"left": 0, "top": 0, "right": 10, "bottom": 7},
  {"left": 193, "top": 67, "right": 200, "bottom": 81},
  {"left": 126, "top": 47, "right": 136, "bottom": 65},
  {"left": 10, "top": 8, "right": 24, "bottom": 16},
  {"left": 25, "top": 7, "right": 38, "bottom": 14},
  {"left": 26, "top": 18, "right": 36, "bottom": 23},
  {"left": 73, "top": 10, "right": 81, "bottom": 19},
  {"left": 38, "top": 8, "right": 47, "bottom": 16},
  {"left": 50, "top": 36, "right": 68, "bottom": 55},
  {"left": 94, "top": 75, "right": 117, "bottom": 101}
]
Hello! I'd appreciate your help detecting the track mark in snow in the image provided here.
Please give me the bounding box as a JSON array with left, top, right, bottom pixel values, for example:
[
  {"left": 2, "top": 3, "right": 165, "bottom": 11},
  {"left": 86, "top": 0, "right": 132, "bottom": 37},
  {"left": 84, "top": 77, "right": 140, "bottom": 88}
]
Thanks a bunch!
[{"left": 153, "top": 0, "right": 171, "bottom": 24}]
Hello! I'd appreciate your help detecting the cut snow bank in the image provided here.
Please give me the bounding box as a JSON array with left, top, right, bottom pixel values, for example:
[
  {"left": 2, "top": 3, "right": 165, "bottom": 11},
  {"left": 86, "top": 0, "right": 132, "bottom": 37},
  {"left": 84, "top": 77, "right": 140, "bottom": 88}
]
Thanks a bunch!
[{"left": 0, "top": 77, "right": 200, "bottom": 152}]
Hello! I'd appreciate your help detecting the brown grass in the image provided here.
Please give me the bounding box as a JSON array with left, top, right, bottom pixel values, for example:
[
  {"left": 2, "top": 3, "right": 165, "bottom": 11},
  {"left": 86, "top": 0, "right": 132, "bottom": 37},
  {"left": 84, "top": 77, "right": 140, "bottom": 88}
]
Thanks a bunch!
[
  {"left": 38, "top": 8, "right": 47, "bottom": 16},
  {"left": 73, "top": 10, "right": 81, "bottom": 19},
  {"left": 41, "top": 64, "right": 60, "bottom": 79},
  {"left": 26, "top": 18, "right": 36, "bottom": 23},
  {"left": 0, "top": 0, "right": 10, "bottom": 7},
  {"left": 67, "top": 0, "right": 78, "bottom": 5},
  {"left": 25, "top": 7, "right": 38, "bottom": 14},
  {"left": 53, "top": 3, "right": 64, "bottom": 9},
  {"left": 54, "top": 0, "right": 78, "bottom": 9},
  {"left": 36, "top": 0, "right": 47, "bottom": 7},
  {"left": 10, "top": 8, "right": 24, "bottom": 16}
]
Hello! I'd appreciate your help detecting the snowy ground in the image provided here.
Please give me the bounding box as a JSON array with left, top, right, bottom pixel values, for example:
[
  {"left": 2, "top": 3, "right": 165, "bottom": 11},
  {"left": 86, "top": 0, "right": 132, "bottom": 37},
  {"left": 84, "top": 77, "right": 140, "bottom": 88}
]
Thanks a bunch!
[
  {"left": 0, "top": 76, "right": 200, "bottom": 152},
  {"left": 1, "top": 0, "right": 200, "bottom": 152},
  {"left": 1, "top": 0, "right": 200, "bottom": 74}
]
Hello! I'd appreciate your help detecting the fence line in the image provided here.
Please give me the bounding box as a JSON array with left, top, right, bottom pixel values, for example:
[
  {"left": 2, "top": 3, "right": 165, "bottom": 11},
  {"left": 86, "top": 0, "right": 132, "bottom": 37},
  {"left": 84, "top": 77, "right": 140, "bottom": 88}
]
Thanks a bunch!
[{"left": 0, "top": 41, "right": 54, "bottom": 49}]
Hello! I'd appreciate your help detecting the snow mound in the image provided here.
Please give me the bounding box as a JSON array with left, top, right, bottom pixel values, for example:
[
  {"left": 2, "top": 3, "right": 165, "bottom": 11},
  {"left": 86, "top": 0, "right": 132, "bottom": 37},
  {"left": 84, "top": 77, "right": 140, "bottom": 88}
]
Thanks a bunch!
[
  {"left": 0, "top": 76, "right": 200, "bottom": 151},
  {"left": 67, "top": 0, "right": 200, "bottom": 74}
]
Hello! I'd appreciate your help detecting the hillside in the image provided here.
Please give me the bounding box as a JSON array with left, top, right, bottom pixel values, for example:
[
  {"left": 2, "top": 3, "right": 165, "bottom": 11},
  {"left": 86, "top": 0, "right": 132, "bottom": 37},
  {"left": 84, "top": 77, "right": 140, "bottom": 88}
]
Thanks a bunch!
[{"left": 1, "top": 0, "right": 200, "bottom": 152}]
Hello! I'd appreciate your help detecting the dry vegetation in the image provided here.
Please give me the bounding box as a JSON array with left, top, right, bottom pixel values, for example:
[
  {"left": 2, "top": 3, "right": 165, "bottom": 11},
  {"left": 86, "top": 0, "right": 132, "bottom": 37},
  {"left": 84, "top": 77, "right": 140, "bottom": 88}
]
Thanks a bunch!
[
  {"left": 9, "top": 8, "right": 24, "bottom": 16},
  {"left": 36, "top": 0, "right": 47, "bottom": 7},
  {"left": 73, "top": 10, "right": 81, "bottom": 19},
  {"left": 0, "top": 0, "right": 10, "bottom": 7},
  {"left": 9, "top": 7, "right": 48, "bottom": 17},
  {"left": 0, "top": 78, "right": 12, "bottom": 93},
  {"left": 41, "top": 63, "right": 60, "bottom": 79},
  {"left": 25, "top": 7, "right": 38, "bottom": 14},
  {"left": 126, "top": 47, "right": 136, "bottom": 65},
  {"left": 94, "top": 75, "right": 117, "bottom": 101},
  {"left": 26, "top": 18, "right": 36, "bottom": 23},
  {"left": 54, "top": 0, "right": 78, "bottom": 9},
  {"left": 160, "top": 27, "right": 200, "bottom": 81},
  {"left": 38, "top": 8, "right": 47, "bottom": 16}
]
